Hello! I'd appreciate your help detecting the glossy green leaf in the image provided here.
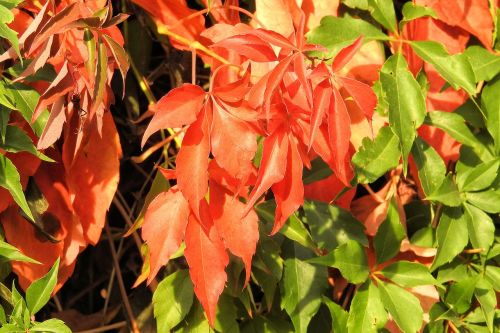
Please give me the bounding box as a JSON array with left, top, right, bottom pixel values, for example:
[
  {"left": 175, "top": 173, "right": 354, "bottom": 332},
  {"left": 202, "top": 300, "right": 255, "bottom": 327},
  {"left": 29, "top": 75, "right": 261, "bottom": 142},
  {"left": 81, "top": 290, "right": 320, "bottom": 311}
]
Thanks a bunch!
[
  {"left": 342, "top": 0, "right": 368, "bottom": 10},
  {"left": 484, "top": 266, "right": 500, "bottom": 291},
  {"left": 0, "top": 155, "right": 34, "bottom": 222},
  {"left": 241, "top": 315, "right": 293, "bottom": 333},
  {"left": 281, "top": 258, "right": 327, "bottom": 333},
  {"left": 431, "top": 207, "right": 468, "bottom": 271},
  {"left": 174, "top": 301, "right": 210, "bottom": 333},
  {"left": 303, "top": 200, "right": 367, "bottom": 251},
  {"left": 481, "top": 77, "right": 500, "bottom": 154},
  {"left": 322, "top": 297, "right": 348, "bottom": 333},
  {"left": 352, "top": 126, "right": 400, "bottom": 184},
  {"left": 465, "top": 189, "right": 500, "bottom": 213},
  {"left": 214, "top": 294, "right": 239, "bottom": 333},
  {"left": 464, "top": 203, "right": 495, "bottom": 252},
  {"left": 308, "top": 240, "right": 369, "bottom": 284},
  {"left": 306, "top": 15, "right": 388, "bottom": 59},
  {"left": 380, "top": 261, "right": 437, "bottom": 287},
  {"left": 410, "top": 41, "right": 476, "bottom": 95},
  {"left": 411, "top": 137, "right": 446, "bottom": 197},
  {"left": 380, "top": 54, "right": 426, "bottom": 173},
  {"left": 445, "top": 275, "right": 478, "bottom": 314},
  {"left": 0, "top": 240, "right": 39, "bottom": 264},
  {"left": 464, "top": 46, "right": 500, "bottom": 82},
  {"left": 26, "top": 258, "right": 59, "bottom": 315},
  {"left": 426, "top": 175, "right": 463, "bottom": 207},
  {"left": 367, "top": 0, "right": 397, "bottom": 33},
  {"left": 30, "top": 319, "right": 71, "bottom": 333},
  {"left": 378, "top": 280, "right": 424, "bottom": 333},
  {"left": 0, "top": 106, "right": 9, "bottom": 144},
  {"left": 0, "top": 126, "right": 53, "bottom": 162},
  {"left": 374, "top": 198, "right": 405, "bottom": 264},
  {"left": 347, "top": 281, "right": 387, "bottom": 333},
  {"left": 153, "top": 270, "right": 194, "bottom": 333},
  {"left": 400, "top": 2, "right": 437, "bottom": 26},
  {"left": 457, "top": 158, "right": 499, "bottom": 192}
]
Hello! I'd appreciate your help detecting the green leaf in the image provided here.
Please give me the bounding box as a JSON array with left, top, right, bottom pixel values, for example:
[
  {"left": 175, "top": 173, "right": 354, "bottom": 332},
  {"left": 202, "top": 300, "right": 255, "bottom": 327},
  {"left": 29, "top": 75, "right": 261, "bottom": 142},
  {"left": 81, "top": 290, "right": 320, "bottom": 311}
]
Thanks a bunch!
[
  {"left": 281, "top": 258, "right": 327, "bottom": 333},
  {"left": 0, "top": 106, "right": 9, "bottom": 144},
  {"left": 0, "top": 22, "right": 20, "bottom": 60},
  {"left": 174, "top": 301, "right": 210, "bottom": 333},
  {"left": 302, "top": 158, "right": 332, "bottom": 185},
  {"left": 308, "top": 240, "right": 369, "bottom": 284},
  {"left": 481, "top": 77, "right": 500, "bottom": 154},
  {"left": 367, "top": 0, "right": 397, "bottom": 33},
  {"left": 352, "top": 126, "right": 400, "bottom": 184},
  {"left": 464, "top": 203, "right": 495, "bottom": 252},
  {"left": 214, "top": 294, "right": 239, "bottom": 333},
  {"left": 306, "top": 15, "right": 388, "bottom": 59},
  {"left": 424, "top": 110, "right": 483, "bottom": 148},
  {"left": 484, "top": 266, "right": 500, "bottom": 291},
  {"left": 8, "top": 83, "right": 47, "bottom": 137},
  {"left": 463, "top": 46, "right": 500, "bottom": 82},
  {"left": 400, "top": 3, "right": 437, "bottom": 26},
  {"left": 26, "top": 258, "right": 59, "bottom": 315},
  {"left": 465, "top": 189, "right": 500, "bottom": 213},
  {"left": 426, "top": 175, "right": 463, "bottom": 207},
  {"left": 410, "top": 41, "right": 476, "bottom": 95},
  {"left": 30, "top": 319, "right": 71, "bottom": 333},
  {"left": 380, "top": 261, "right": 437, "bottom": 287},
  {"left": 342, "top": 0, "right": 368, "bottom": 10},
  {"left": 457, "top": 158, "right": 499, "bottom": 192},
  {"left": 322, "top": 297, "right": 348, "bottom": 333},
  {"left": 445, "top": 275, "right": 479, "bottom": 314},
  {"left": 0, "top": 155, "right": 34, "bottom": 222},
  {"left": 303, "top": 200, "right": 367, "bottom": 251},
  {"left": 374, "top": 198, "right": 405, "bottom": 263},
  {"left": 0, "top": 240, "right": 39, "bottom": 264},
  {"left": 411, "top": 137, "right": 446, "bottom": 197},
  {"left": 431, "top": 207, "right": 468, "bottom": 271},
  {"left": 256, "top": 201, "right": 316, "bottom": 250},
  {"left": 378, "top": 280, "right": 424, "bottom": 333},
  {"left": 153, "top": 270, "right": 194, "bottom": 333},
  {"left": 0, "top": 323, "right": 24, "bottom": 332},
  {"left": 380, "top": 54, "right": 426, "bottom": 174},
  {"left": 347, "top": 281, "right": 387, "bottom": 333},
  {"left": 0, "top": 126, "right": 53, "bottom": 162},
  {"left": 241, "top": 315, "right": 293, "bottom": 333},
  {"left": 474, "top": 281, "right": 496, "bottom": 332}
]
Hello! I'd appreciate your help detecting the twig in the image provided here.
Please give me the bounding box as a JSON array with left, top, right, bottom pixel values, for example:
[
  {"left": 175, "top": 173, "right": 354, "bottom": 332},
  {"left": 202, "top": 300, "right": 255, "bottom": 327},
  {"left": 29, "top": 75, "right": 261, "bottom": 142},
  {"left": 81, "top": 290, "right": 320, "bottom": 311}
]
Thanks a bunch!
[
  {"left": 131, "top": 127, "right": 185, "bottom": 163},
  {"left": 104, "top": 222, "right": 140, "bottom": 333}
]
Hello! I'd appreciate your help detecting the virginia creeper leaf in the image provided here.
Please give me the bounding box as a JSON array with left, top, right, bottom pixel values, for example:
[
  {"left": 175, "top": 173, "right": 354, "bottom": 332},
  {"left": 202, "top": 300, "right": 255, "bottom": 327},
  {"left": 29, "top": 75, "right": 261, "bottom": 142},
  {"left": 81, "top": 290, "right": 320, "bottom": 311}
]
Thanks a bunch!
[
  {"left": 464, "top": 203, "right": 495, "bottom": 251},
  {"left": 367, "top": 0, "right": 397, "bottom": 33},
  {"left": 373, "top": 198, "right": 405, "bottom": 264},
  {"left": 380, "top": 261, "right": 437, "bottom": 288},
  {"left": 424, "top": 111, "right": 482, "bottom": 148},
  {"left": 411, "top": 137, "right": 446, "bottom": 197},
  {"left": 445, "top": 275, "right": 479, "bottom": 314},
  {"left": 0, "top": 155, "right": 34, "bottom": 222},
  {"left": 380, "top": 54, "right": 426, "bottom": 174},
  {"left": 26, "top": 258, "right": 59, "bottom": 315},
  {"left": 322, "top": 296, "right": 348, "bottom": 333},
  {"left": 481, "top": 77, "right": 500, "bottom": 154},
  {"left": 463, "top": 46, "right": 500, "bottom": 82},
  {"left": 457, "top": 158, "right": 499, "bottom": 192},
  {"left": 347, "top": 281, "right": 387, "bottom": 333}
]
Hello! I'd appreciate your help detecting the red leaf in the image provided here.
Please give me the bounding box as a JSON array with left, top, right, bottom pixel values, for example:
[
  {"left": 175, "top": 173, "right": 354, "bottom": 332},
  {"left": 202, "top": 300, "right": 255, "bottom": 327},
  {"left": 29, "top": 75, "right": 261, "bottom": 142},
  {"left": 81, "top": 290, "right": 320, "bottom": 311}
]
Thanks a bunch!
[
  {"left": 338, "top": 76, "right": 377, "bottom": 122},
  {"left": 142, "top": 84, "right": 206, "bottom": 147},
  {"left": 328, "top": 88, "right": 352, "bottom": 186},
  {"left": 130, "top": 0, "right": 205, "bottom": 51},
  {"left": 252, "top": 28, "right": 296, "bottom": 51},
  {"left": 101, "top": 33, "right": 130, "bottom": 98},
  {"left": 64, "top": 112, "right": 122, "bottom": 245},
  {"left": 176, "top": 105, "right": 210, "bottom": 220},
  {"left": 37, "top": 97, "right": 66, "bottom": 149},
  {"left": 211, "top": 100, "right": 258, "bottom": 182},
  {"left": 271, "top": 136, "right": 304, "bottom": 234},
  {"left": 212, "top": 34, "right": 277, "bottom": 62},
  {"left": 332, "top": 36, "right": 363, "bottom": 72},
  {"left": 142, "top": 187, "right": 190, "bottom": 283},
  {"left": 417, "top": 0, "right": 493, "bottom": 49},
  {"left": 246, "top": 128, "right": 289, "bottom": 212},
  {"left": 210, "top": 182, "right": 258, "bottom": 284},
  {"left": 309, "top": 79, "right": 331, "bottom": 151},
  {"left": 304, "top": 173, "right": 356, "bottom": 209},
  {"left": 184, "top": 215, "right": 229, "bottom": 327},
  {"left": 33, "top": 61, "right": 73, "bottom": 122}
]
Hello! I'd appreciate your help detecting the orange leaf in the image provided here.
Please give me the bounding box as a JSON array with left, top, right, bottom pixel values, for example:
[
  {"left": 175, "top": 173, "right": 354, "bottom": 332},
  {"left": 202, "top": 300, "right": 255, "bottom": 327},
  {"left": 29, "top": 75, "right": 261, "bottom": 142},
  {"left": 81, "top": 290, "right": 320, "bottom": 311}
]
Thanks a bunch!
[
  {"left": 184, "top": 215, "right": 228, "bottom": 327},
  {"left": 142, "top": 187, "right": 190, "bottom": 283}
]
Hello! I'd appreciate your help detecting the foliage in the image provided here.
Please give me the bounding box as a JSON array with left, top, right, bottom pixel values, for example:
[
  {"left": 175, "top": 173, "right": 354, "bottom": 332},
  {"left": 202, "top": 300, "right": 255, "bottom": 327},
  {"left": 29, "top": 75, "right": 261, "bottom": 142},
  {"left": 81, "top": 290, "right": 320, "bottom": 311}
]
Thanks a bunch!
[{"left": 0, "top": 0, "right": 498, "bottom": 332}]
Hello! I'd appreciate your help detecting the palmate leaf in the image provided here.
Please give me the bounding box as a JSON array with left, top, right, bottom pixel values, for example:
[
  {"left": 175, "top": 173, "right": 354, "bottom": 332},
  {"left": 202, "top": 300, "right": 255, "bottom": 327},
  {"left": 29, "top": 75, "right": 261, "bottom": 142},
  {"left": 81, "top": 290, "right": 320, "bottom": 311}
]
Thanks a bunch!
[
  {"left": 373, "top": 198, "right": 405, "bottom": 264},
  {"left": 411, "top": 137, "right": 446, "bottom": 197},
  {"left": 481, "top": 77, "right": 500, "bottom": 155},
  {"left": 367, "top": 0, "right": 397, "bottom": 33},
  {"left": 380, "top": 54, "right": 426, "bottom": 174},
  {"left": 347, "top": 281, "right": 387, "bottom": 333},
  {"left": 26, "top": 258, "right": 59, "bottom": 315},
  {"left": 380, "top": 261, "right": 437, "bottom": 288}
]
